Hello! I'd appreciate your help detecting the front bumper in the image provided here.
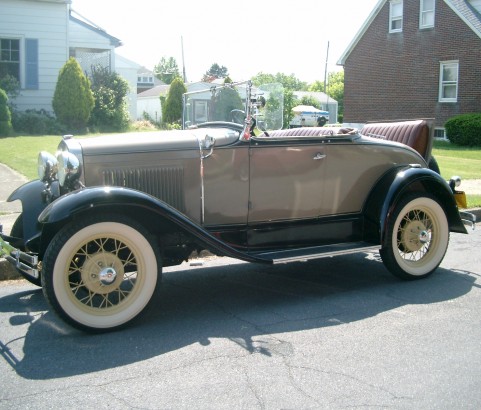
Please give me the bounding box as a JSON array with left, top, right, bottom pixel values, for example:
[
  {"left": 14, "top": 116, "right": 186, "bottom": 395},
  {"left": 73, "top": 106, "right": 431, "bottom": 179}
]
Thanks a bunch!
[{"left": 0, "top": 225, "right": 39, "bottom": 280}]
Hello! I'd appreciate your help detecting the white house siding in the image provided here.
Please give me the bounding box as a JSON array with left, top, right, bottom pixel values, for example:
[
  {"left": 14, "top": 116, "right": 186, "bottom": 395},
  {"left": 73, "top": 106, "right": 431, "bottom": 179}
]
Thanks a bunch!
[
  {"left": 0, "top": 0, "right": 69, "bottom": 112},
  {"left": 137, "top": 96, "right": 162, "bottom": 122},
  {"left": 115, "top": 54, "right": 140, "bottom": 120},
  {"left": 69, "top": 20, "right": 117, "bottom": 51}
]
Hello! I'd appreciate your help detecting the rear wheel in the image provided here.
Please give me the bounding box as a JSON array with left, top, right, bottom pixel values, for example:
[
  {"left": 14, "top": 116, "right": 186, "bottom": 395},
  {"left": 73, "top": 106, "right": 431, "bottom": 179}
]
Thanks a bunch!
[
  {"left": 380, "top": 194, "right": 449, "bottom": 280},
  {"left": 41, "top": 214, "right": 161, "bottom": 332}
]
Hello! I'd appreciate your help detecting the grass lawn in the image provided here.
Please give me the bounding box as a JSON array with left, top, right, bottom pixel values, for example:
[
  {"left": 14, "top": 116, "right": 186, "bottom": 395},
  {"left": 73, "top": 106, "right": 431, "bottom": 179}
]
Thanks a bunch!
[
  {"left": 0, "top": 135, "right": 62, "bottom": 180},
  {"left": 432, "top": 140, "right": 481, "bottom": 180},
  {"left": 0, "top": 135, "right": 480, "bottom": 207},
  {"left": 432, "top": 140, "right": 481, "bottom": 208}
]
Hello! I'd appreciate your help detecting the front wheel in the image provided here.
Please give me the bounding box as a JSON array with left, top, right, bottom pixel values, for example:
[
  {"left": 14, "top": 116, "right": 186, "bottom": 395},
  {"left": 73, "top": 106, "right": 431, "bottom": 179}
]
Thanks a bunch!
[
  {"left": 41, "top": 215, "right": 161, "bottom": 332},
  {"left": 380, "top": 194, "right": 449, "bottom": 280}
]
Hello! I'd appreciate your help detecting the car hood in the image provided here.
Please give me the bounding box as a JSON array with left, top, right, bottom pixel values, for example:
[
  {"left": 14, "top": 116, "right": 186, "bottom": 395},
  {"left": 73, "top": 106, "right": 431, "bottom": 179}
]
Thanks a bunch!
[{"left": 76, "top": 128, "right": 240, "bottom": 156}]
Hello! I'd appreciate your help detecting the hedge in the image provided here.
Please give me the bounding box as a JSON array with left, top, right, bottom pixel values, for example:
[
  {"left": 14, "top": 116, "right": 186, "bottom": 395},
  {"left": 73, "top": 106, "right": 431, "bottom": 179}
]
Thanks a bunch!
[{"left": 445, "top": 113, "right": 481, "bottom": 147}]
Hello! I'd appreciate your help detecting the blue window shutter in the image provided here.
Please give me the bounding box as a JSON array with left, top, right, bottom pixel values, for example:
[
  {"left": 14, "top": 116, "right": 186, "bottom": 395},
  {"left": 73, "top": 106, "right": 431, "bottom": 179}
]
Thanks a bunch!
[{"left": 25, "top": 39, "right": 39, "bottom": 89}]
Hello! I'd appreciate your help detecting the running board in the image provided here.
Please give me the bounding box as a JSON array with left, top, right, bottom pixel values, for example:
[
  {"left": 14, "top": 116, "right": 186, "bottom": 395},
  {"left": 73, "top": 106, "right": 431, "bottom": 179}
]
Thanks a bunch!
[{"left": 251, "top": 242, "right": 380, "bottom": 264}]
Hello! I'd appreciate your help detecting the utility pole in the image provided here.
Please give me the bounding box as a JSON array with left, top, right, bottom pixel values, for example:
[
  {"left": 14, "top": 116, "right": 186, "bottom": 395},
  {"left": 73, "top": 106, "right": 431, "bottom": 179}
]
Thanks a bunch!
[
  {"left": 323, "top": 41, "right": 330, "bottom": 95},
  {"left": 181, "top": 36, "right": 187, "bottom": 83}
]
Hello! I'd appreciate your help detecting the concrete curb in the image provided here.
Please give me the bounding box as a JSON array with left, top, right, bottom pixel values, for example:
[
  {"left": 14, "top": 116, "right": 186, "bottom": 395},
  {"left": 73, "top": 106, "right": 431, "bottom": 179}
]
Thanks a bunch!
[{"left": 2, "top": 208, "right": 480, "bottom": 283}]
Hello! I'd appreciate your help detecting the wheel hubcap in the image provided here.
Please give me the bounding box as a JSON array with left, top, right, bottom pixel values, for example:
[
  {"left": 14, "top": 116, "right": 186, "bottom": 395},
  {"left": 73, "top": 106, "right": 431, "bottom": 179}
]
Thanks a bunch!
[
  {"left": 99, "top": 266, "right": 117, "bottom": 285},
  {"left": 400, "top": 220, "right": 431, "bottom": 252},
  {"left": 81, "top": 252, "right": 125, "bottom": 294}
]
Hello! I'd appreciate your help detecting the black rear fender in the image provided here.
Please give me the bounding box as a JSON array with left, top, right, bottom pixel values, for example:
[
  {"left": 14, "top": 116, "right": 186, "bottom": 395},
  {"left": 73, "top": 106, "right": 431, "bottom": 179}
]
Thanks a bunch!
[{"left": 364, "top": 166, "right": 466, "bottom": 245}]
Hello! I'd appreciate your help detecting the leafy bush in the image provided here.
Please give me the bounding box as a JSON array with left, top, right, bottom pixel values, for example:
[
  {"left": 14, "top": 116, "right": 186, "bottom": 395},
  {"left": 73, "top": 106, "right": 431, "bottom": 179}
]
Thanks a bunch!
[
  {"left": 142, "top": 111, "right": 160, "bottom": 127},
  {"left": 0, "top": 74, "right": 20, "bottom": 101},
  {"left": 130, "top": 119, "right": 157, "bottom": 131},
  {"left": 89, "top": 66, "right": 130, "bottom": 132},
  {"left": 52, "top": 57, "right": 94, "bottom": 131},
  {"left": 11, "top": 109, "right": 65, "bottom": 135},
  {"left": 445, "top": 113, "right": 481, "bottom": 147},
  {"left": 0, "top": 88, "right": 13, "bottom": 137}
]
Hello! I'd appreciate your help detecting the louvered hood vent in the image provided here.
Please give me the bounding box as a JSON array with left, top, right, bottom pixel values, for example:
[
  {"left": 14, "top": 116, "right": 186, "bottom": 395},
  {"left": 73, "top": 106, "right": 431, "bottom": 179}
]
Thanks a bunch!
[{"left": 102, "top": 166, "right": 185, "bottom": 212}]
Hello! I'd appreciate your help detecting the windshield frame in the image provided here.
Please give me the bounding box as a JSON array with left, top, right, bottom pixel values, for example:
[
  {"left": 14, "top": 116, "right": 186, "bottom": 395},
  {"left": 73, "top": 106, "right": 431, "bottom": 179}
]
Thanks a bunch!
[{"left": 182, "top": 81, "right": 284, "bottom": 142}]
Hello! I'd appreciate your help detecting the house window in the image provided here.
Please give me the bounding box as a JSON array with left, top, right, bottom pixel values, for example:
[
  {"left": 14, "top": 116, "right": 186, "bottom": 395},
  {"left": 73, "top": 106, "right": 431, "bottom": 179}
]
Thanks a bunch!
[
  {"left": 194, "top": 100, "right": 208, "bottom": 123},
  {"left": 420, "top": 0, "right": 435, "bottom": 28},
  {"left": 439, "top": 61, "right": 459, "bottom": 102},
  {"left": 0, "top": 38, "right": 20, "bottom": 81},
  {"left": 389, "top": 0, "right": 403, "bottom": 33},
  {"left": 434, "top": 128, "right": 446, "bottom": 139}
]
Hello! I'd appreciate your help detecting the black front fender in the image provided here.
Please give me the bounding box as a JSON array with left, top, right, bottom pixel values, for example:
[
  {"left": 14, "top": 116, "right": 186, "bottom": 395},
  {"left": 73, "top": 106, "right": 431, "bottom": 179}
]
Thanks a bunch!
[
  {"left": 6, "top": 179, "right": 47, "bottom": 243},
  {"left": 364, "top": 165, "right": 467, "bottom": 245},
  {"left": 38, "top": 186, "right": 269, "bottom": 264}
]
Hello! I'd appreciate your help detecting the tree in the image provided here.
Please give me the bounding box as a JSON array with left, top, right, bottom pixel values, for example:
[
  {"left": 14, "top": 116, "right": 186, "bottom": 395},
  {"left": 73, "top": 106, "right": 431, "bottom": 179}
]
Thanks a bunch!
[
  {"left": 252, "top": 72, "right": 307, "bottom": 91},
  {"left": 0, "top": 88, "right": 13, "bottom": 136},
  {"left": 309, "top": 70, "right": 344, "bottom": 121},
  {"left": 52, "top": 57, "right": 94, "bottom": 130},
  {"left": 154, "top": 57, "right": 180, "bottom": 85},
  {"left": 326, "top": 71, "right": 344, "bottom": 121},
  {"left": 299, "top": 95, "right": 321, "bottom": 109},
  {"left": 163, "top": 77, "right": 186, "bottom": 124},
  {"left": 89, "top": 65, "right": 130, "bottom": 132},
  {"left": 202, "top": 63, "right": 229, "bottom": 82}
]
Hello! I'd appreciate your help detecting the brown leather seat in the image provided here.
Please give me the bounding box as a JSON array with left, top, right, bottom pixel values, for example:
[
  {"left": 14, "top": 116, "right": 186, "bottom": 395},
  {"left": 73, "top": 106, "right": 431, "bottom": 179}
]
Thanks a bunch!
[
  {"left": 261, "top": 127, "right": 354, "bottom": 138},
  {"left": 361, "top": 120, "right": 430, "bottom": 158}
]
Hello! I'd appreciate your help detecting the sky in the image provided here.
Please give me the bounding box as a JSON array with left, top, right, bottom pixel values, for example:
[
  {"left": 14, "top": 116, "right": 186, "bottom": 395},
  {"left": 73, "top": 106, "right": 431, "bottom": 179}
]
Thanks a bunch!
[{"left": 71, "top": 0, "right": 380, "bottom": 84}]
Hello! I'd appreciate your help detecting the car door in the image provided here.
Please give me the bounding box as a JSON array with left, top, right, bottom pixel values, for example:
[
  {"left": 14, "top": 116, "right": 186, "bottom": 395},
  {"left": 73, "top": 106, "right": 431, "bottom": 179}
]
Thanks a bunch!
[{"left": 247, "top": 137, "right": 326, "bottom": 248}]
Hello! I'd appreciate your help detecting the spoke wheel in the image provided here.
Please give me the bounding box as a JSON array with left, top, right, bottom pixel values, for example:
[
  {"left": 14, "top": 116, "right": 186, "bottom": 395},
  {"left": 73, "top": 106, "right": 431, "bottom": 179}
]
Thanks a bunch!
[
  {"left": 42, "top": 215, "right": 160, "bottom": 331},
  {"left": 380, "top": 194, "right": 449, "bottom": 280}
]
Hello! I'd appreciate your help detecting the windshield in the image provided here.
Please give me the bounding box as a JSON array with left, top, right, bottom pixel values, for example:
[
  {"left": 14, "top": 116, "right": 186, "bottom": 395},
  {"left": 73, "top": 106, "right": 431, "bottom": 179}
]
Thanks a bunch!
[{"left": 182, "top": 81, "right": 284, "bottom": 134}]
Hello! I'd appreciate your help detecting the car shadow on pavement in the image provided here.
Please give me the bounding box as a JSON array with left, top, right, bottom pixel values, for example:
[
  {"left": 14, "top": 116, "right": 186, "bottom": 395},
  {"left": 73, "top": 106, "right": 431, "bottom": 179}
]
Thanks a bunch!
[{"left": 0, "top": 251, "right": 479, "bottom": 380}]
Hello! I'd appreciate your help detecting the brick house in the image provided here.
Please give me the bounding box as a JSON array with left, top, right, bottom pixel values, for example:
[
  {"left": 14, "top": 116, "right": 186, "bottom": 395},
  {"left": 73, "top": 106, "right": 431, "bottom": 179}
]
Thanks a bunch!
[{"left": 338, "top": 0, "right": 481, "bottom": 137}]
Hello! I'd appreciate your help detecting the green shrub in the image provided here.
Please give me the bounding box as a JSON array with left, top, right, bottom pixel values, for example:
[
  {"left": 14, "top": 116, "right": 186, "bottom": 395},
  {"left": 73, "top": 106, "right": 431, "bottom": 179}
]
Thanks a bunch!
[
  {"left": 89, "top": 66, "right": 130, "bottom": 132},
  {"left": 163, "top": 77, "right": 186, "bottom": 124},
  {"left": 52, "top": 57, "right": 94, "bottom": 131},
  {"left": 0, "top": 74, "right": 20, "bottom": 101},
  {"left": 0, "top": 88, "right": 13, "bottom": 137},
  {"left": 445, "top": 113, "right": 481, "bottom": 147},
  {"left": 12, "top": 109, "right": 65, "bottom": 135}
]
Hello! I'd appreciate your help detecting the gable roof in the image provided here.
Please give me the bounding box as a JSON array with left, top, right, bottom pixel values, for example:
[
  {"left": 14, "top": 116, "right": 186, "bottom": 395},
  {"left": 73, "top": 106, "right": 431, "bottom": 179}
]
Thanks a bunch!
[
  {"left": 445, "top": 0, "right": 481, "bottom": 34},
  {"left": 337, "top": 0, "right": 481, "bottom": 65},
  {"left": 137, "top": 85, "right": 171, "bottom": 98},
  {"left": 69, "top": 9, "right": 121, "bottom": 47}
]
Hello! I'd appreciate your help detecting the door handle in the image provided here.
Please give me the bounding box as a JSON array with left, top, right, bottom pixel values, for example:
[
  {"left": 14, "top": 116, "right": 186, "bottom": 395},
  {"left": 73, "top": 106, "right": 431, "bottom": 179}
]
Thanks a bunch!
[{"left": 313, "top": 153, "right": 326, "bottom": 160}]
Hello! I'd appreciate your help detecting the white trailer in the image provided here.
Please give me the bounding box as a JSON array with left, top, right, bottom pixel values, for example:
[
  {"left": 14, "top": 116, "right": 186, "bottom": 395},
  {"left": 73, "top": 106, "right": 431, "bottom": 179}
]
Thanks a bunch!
[{"left": 289, "top": 105, "right": 329, "bottom": 128}]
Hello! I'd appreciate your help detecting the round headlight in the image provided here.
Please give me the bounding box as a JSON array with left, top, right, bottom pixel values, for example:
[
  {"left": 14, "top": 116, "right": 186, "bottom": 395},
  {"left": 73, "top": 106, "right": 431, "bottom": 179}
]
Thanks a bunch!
[
  {"left": 57, "top": 151, "right": 80, "bottom": 187},
  {"left": 37, "top": 151, "right": 58, "bottom": 181}
]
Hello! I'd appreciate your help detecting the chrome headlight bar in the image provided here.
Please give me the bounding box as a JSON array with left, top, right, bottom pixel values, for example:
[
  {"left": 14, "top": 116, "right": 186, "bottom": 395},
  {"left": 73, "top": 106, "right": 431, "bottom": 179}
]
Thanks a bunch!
[
  {"left": 57, "top": 151, "right": 80, "bottom": 187},
  {"left": 37, "top": 149, "right": 81, "bottom": 188}
]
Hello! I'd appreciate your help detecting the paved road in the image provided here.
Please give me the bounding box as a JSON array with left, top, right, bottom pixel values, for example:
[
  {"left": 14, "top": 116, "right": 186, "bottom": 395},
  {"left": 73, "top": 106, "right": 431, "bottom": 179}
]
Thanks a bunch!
[{"left": 0, "top": 227, "right": 480, "bottom": 409}]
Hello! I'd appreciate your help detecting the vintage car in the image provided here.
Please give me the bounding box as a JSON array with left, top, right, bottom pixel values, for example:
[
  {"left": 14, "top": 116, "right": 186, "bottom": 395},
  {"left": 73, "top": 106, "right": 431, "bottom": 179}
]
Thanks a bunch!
[{"left": 0, "top": 81, "right": 476, "bottom": 332}]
